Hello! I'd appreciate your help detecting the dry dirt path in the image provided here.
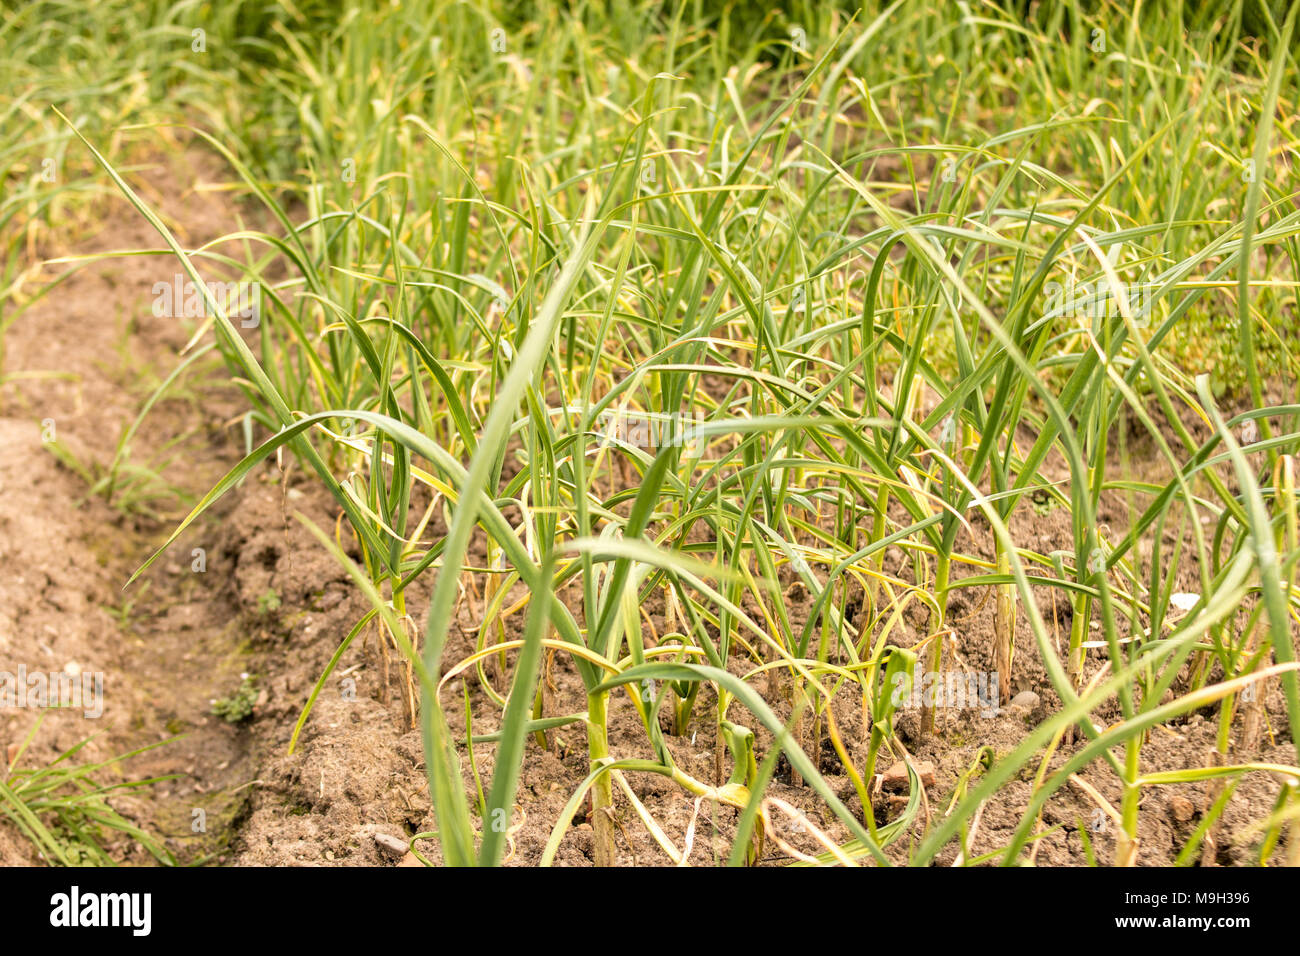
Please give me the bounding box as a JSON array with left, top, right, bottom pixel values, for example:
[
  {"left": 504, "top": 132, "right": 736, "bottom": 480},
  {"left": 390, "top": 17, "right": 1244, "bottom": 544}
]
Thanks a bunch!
[
  {"left": 1, "top": 146, "right": 437, "bottom": 866},
  {"left": 0, "top": 148, "right": 265, "bottom": 863}
]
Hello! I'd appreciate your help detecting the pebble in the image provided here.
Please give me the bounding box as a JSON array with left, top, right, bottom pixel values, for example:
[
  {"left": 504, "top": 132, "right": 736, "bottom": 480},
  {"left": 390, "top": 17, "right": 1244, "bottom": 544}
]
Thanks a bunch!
[
  {"left": 1169, "top": 796, "right": 1196, "bottom": 823},
  {"left": 373, "top": 832, "right": 409, "bottom": 858},
  {"left": 1009, "top": 690, "right": 1040, "bottom": 711},
  {"left": 882, "top": 760, "right": 936, "bottom": 792}
]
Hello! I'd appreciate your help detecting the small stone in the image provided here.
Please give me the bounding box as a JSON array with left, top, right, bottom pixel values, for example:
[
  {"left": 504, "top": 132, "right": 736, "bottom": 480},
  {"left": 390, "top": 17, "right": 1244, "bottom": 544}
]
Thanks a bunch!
[
  {"left": 1009, "top": 690, "right": 1040, "bottom": 711},
  {"left": 374, "top": 832, "right": 408, "bottom": 858},
  {"left": 397, "top": 851, "right": 423, "bottom": 867},
  {"left": 1170, "top": 796, "right": 1196, "bottom": 823},
  {"left": 882, "top": 760, "right": 936, "bottom": 792}
]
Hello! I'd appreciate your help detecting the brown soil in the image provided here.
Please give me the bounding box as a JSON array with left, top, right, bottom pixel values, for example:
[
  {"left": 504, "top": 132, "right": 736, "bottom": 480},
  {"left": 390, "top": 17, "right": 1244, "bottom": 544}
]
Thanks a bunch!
[
  {"left": 0, "top": 146, "right": 256, "bottom": 864},
  {"left": 0, "top": 149, "right": 1293, "bottom": 867}
]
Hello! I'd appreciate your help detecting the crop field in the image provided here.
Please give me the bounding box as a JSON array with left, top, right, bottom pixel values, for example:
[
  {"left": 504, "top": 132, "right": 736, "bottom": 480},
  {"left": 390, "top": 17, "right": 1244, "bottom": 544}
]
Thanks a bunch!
[{"left": 1, "top": 0, "right": 1299, "bottom": 873}]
